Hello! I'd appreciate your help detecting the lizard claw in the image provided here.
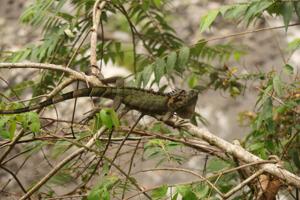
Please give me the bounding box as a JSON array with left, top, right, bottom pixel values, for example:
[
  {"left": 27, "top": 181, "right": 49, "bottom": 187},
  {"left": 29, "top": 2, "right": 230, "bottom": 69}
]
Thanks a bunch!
[
  {"left": 156, "top": 114, "right": 189, "bottom": 129},
  {"left": 173, "top": 118, "right": 189, "bottom": 128}
]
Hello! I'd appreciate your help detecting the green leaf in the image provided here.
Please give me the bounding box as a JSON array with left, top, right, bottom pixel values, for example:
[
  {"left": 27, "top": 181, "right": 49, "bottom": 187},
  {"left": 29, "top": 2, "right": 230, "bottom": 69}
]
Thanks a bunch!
[
  {"left": 199, "top": 10, "right": 219, "bottom": 32},
  {"left": 0, "top": 130, "right": 11, "bottom": 140},
  {"left": 261, "top": 98, "right": 273, "bottom": 121},
  {"left": 292, "top": 150, "right": 300, "bottom": 169},
  {"left": 109, "top": 109, "right": 120, "bottom": 128},
  {"left": 188, "top": 75, "right": 198, "bottom": 88},
  {"left": 88, "top": 175, "right": 119, "bottom": 200},
  {"left": 177, "top": 185, "right": 198, "bottom": 200},
  {"left": 142, "top": 65, "right": 153, "bottom": 87},
  {"left": 282, "top": 2, "right": 294, "bottom": 31},
  {"left": 256, "top": 98, "right": 273, "bottom": 129},
  {"left": 233, "top": 51, "right": 242, "bottom": 61},
  {"left": 222, "top": 4, "right": 248, "bottom": 20},
  {"left": 284, "top": 64, "right": 294, "bottom": 75},
  {"left": 153, "top": 0, "right": 161, "bottom": 7},
  {"left": 100, "top": 109, "right": 113, "bottom": 129},
  {"left": 152, "top": 185, "right": 168, "bottom": 199},
  {"left": 272, "top": 75, "right": 283, "bottom": 97},
  {"left": 219, "top": 5, "right": 234, "bottom": 16},
  {"left": 88, "top": 187, "right": 110, "bottom": 200},
  {"left": 94, "top": 113, "right": 103, "bottom": 131},
  {"left": 294, "top": 2, "right": 300, "bottom": 19},
  {"left": 244, "top": 1, "right": 273, "bottom": 25},
  {"left": 51, "top": 141, "right": 71, "bottom": 158},
  {"left": 194, "top": 184, "right": 209, "bottom": 199},
  {"left": 0, "top": 116, "right": 9, "bottom": 129},
  {"left": 136, "top": 72, "right": 143, "bottom": 87},
  {"left": 287, "top": 38, "right": 300, "bottom": 51},
  {"left": 276, "top": 105, "right": 288, "bottom": 114},
  {"left": 178, "top": 47, "right": 190, "bottom": 69},
  {"left": 259, "top": 85, "right": 273, "bottom": 107},
  {"left": 99, "top": 108, "right": 119, "bottom": 129},
  {"left": 50, "top": 172, "right": 73, "bottom": 185},
  {"left": 265, "top": 140, "right": 276, "bottom": 152},
  {"left": 154, "top": 58, "right": 166, "bottom": 84},
  {"left": 207, "top": 158, "right": 230, "bottom": 172},
  {"left": 26, "top": 112, "right": 41, "bottom": 133},
  {"left": 248, "top": 142, "right": 265, "bottom": 151},
  {"left": 8, "top": 120, "right": 16, "bottom": 140},
  {"left": 171, "top": 193, "right": 179, "bottom": 200},
  {"left": 166, "top": 51, "right": 177, "bottom": 73}
]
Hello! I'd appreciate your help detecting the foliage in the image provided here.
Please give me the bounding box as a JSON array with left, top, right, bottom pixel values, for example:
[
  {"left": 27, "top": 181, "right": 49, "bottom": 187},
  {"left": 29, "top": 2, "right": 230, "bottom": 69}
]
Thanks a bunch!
[{"left": 0, "top": 0, "right": 299, "bottom": 199}]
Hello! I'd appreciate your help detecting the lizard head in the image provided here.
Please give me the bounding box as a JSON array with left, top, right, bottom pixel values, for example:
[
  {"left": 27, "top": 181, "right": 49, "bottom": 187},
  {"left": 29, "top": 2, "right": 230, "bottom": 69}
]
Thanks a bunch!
[{"left": 167, "top": 90, "right": 198, "bottom": 119}]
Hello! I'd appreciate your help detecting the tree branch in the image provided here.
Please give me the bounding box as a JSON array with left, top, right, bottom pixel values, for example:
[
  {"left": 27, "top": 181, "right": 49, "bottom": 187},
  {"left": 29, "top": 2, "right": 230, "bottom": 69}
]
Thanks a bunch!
[
  {"left": 90, "top": 0, "right": 106, "bottom": 78},
  {"left": 164, "top": 117, "right": 300, "bottom": 188},
  {"left": 0, "top": 62, "right": 102, "bottom": 86}
]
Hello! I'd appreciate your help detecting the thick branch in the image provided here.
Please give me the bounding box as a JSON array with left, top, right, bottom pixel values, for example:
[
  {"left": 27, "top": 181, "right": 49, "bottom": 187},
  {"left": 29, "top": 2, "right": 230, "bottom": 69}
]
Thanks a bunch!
[
  {"left": 173, "top": 120, "right": 300, "bottom": 188},
  {"left": 0, "top": 62, "right": 102, "bottom": 86}
]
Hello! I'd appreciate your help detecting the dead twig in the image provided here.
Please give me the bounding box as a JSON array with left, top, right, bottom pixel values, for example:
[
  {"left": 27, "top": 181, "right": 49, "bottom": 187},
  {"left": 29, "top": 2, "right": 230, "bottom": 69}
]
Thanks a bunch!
[{"left": 90, "top": 0, "right": 106, "bottom": 78}]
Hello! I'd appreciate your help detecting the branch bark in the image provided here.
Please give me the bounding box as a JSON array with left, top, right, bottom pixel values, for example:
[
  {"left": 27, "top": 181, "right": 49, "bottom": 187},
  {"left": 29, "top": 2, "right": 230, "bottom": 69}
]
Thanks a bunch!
[
  {"left": 0, "top": 62, "right": 102, "bottom": 86},
  {"left": 169, "top": 118, "right": 300, "bottom": 188},
  {"left": 90, "top": 0, "right": 106, "bottom": 78}
]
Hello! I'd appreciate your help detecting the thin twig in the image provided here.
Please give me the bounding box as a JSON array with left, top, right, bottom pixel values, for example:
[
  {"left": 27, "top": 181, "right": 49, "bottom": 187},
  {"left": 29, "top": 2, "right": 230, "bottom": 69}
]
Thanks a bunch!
[
  {"left": 0, "top": 165, "right": 28, "bottom": 196},
  {"left": 204, "top": 22, "right": 300, "bottom": 43},
  {"left": 109, "top": 114, "right": 144, "bottom": 171},
  {"left": 90, "top": 0, "right": 106, "bottom": 78},
  {"left": 70, "top": 80, "right": 80, "bottom": 138},
  {"left": 55, "top": 23, "right": 91, "bottom": 88},
  {"left": 0, "top": 75, "right": 23, "bottom": 104},
  {"left": 47, "top": 77, "right": 75, "bottom": 98},
  {"left": 122, "top": 139, "right": 141, "bottom": 199},
  {"left": 118, "top": 127, "right": 227, "bottom": 160},
  {"left": 224, "top": 169, "right": 264, "bottom": 198},
  {"left": 256, "top": 87, "right": 299, "bottom": 114},
  {"left": 139, "top": 167, "right": 223, "bottom": 197},
  {"left": 0, "top": 129, "right": 25, "bottom": 164},
  {"left": 47, "top": 132, "right": 152, "bottom": 200},
  {"left": 19, "top": 126, "right": 106, "bottom": 200}
]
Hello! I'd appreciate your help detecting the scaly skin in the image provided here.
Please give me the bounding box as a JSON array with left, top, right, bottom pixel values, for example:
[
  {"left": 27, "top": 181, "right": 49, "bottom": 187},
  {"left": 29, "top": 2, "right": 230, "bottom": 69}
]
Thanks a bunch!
[{"left": 0, "top": 87, "right": 198, "bottom": 118}]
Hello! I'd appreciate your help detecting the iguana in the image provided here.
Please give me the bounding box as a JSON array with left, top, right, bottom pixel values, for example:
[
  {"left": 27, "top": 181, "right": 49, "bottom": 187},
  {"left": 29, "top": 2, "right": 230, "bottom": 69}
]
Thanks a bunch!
[{"left": 0, "top": 87, "right": 198, "bottom": 119}]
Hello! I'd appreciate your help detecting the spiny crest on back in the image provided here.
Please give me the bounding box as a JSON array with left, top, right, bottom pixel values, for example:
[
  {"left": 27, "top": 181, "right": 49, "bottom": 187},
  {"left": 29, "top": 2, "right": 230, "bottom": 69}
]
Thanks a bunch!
[
  {"left": 126, "top": 87, "right": 166, "bottom": 96},
  {"left": 166, "top": 89, "right": 184, "bottom": 97}
]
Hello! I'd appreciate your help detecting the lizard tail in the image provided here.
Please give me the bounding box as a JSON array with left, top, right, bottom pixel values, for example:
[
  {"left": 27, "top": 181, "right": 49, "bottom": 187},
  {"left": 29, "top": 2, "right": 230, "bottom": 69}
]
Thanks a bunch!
[{"left": 0, "top": 88, "right": 94, "bottom": 114}]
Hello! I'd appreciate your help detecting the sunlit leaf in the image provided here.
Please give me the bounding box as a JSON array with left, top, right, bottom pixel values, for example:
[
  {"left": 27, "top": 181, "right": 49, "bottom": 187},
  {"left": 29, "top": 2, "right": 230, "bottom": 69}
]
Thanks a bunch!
[
  {"left": 282, "top": 2, "right": 294, "bottom": 31},
  {"left": 199, "top": 10, "right": 219, "bottom": 32},
  {"left": 26, "top": 112, "right": 41, "bottom": 133},
  {"left": 166, "top": 51, "right": 177, "bottom": 73},
  {"left": 272, "top": 75, "right": 283, "bottom": 97},
  {"left": 178, "top": 47, "right": 190, "bottom": 68},
  {"left": 154, "top": 58, "right": 166, "bottom": 84},
  {"left": 142, "top": 65, "right": 154, "bottom": 87},
  {"left": 283, "top": 64, "right": 294, "bottom": 75},
  {"left": 152, "top": 185, "right": 168, "bottom": 199},
  {"left": 100, "top": 109, "right": 113, "bottom": 129}
]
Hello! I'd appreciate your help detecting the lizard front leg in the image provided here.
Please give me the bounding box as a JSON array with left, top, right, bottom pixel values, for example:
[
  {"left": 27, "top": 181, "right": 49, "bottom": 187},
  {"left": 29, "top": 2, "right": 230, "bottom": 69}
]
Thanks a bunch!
[{"left": 155, "top": 113, "right": 189, "bottom": 129}]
